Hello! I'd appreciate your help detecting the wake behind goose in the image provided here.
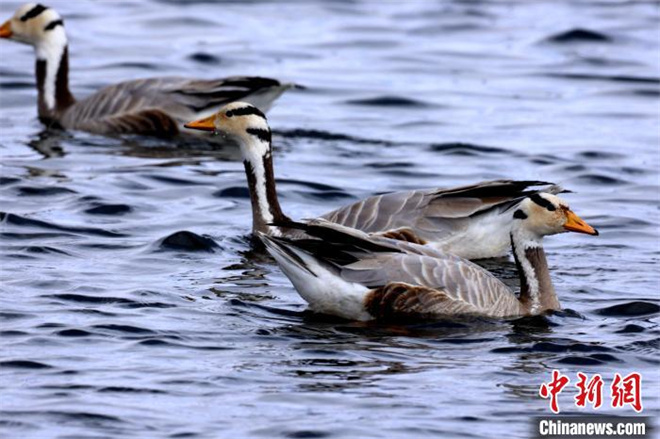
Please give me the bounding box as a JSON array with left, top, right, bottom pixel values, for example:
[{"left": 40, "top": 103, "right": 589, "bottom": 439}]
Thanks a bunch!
[
  {"left": 184, "top": 102, "right": 566, "bottom": 260},
  {"left": 0, "top": 3, "right": 295, "bottom": 138},
  {"left": 260, "top": 196, "right": 599, "bottom": 321}
]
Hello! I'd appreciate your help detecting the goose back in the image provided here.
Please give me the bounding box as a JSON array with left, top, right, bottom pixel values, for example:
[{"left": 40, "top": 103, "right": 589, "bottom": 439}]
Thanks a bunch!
[
  {"left": 321, "top": 180, "right": 564, "bottom": 258},
  {"left": 59, "top": 76, "right": 291, "bottom": 136}
]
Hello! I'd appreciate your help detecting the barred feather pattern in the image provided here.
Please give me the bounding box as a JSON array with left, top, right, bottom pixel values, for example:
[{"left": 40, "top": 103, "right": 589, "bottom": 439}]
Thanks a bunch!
[
  {"left": 264, "top": 220, "right": 527, "bottom": 320},
  {"left": 352, "top": 253, "right": 524, "bottom": 318},
  {"left": 58, "top": 76, "right": 292, "bottom": 136},
  {"left": 321, "top": 180, "right": 563, "bottom": 259}
]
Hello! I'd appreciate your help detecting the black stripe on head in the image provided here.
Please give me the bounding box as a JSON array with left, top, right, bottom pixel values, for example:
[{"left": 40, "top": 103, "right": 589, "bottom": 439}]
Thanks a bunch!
[
  {"left": 530, "top": 193, "right": 556, "bottom": 211},
  {"left": 513, "top": 209, "right": 528, "bottom": 220},
  {"left": 226, "top": 106, "right": 266, "bottom": 120},
  {"left": 20, "top": 4, "right": 48, "bottom": 22},
  {"left": 44, "top": 19, "right": 64, "bottom": 31},
  {"left": 246, "top": 128, "right": 271, "bottom": 144}
]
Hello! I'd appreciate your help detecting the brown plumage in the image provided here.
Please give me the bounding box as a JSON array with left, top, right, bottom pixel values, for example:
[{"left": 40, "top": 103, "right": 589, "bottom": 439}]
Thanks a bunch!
[
  {"left": 364, "top": 283, "right": 459, "bottom": 321},
  {"left": 377, "top": 228, "right": 428, "bottom": 245}
]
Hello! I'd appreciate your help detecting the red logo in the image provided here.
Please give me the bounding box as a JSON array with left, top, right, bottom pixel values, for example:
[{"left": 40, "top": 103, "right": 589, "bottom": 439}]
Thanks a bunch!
[
  {"left": 540, "top": 371, "right": 643, "bottom": 414},
  {"left": 611, "top": 372, "right": 643, "bottom": 412},
  {"left": 539, "top": 370, "right": 570, "bottom": 414},
  {"left": 575, "top": 372, "right": 604, "bottom": 409}
]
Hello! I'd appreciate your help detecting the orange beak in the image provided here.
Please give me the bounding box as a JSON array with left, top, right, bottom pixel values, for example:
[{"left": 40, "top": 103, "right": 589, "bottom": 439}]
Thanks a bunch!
[
  {"left": 183, "top": 114, "right": 216, "bottom": 132},
  {"left": 563, "top": 210, "right": 598, "bottom": 236},
  {"left": 0, "top": 20, "right": 12, "bottom": 39}
]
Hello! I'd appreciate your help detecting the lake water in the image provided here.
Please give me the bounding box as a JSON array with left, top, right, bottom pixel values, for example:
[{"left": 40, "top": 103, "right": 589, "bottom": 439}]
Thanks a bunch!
[{"left": 1, "top": 1, "right": 659, "bottom": 438}]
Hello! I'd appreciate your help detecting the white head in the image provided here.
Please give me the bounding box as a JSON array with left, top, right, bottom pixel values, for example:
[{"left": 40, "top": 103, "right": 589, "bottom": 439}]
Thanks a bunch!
[
  {"left": 511, "top": 193, "right": 598, "bottom": 246},
  {"left": 1, "top": 4, "right": 67, "bottom": 57},
  {"left": 184, "top": 102, "right": 272, "bottom": 162}
]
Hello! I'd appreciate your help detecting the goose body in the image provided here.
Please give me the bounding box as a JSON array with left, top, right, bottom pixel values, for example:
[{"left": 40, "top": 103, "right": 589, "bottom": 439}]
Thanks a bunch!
[
  {"left": 1, "top": 3, "right": 294, "bottom": 138},
  {"left": 185, "top": 102, "right": 567, "bottom": 260},
  {"left": 261, "top": 196, "right": 598, "bottom": 321},
  {"left": 55, "top": 76, "right": 291, "bottom": 137},
  {"left": 321, "top": 180, "right": 564, "bottom": 259},
  {"left": 262, "top": 221, "right": 523, "bottom": 320}
]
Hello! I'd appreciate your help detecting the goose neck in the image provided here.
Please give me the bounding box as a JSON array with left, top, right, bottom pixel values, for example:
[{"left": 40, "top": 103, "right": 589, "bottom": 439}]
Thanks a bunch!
[
  {"left": 35, "top": 37, "right": 75, "bottom": 124},
  {"left": 240, "top": 135, "right": 288, "bottom": 235},
  {"left": 510, "top": 231, "right": 559, "bottom": 315}
]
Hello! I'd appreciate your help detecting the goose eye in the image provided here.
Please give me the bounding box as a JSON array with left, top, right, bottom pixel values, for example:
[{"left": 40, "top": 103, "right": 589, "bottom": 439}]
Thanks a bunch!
[{"left": 226, "top": 111, "right": 234, "bottom": 118}]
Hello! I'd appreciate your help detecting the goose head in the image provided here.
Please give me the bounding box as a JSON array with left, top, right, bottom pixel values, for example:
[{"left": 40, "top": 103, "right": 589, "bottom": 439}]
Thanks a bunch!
[
  {"left": 1, "top": 4, "right": 66, "bottom": 52},
  {"left": 185, "top": 102, "right": 286, "bottom": 235},
  {"left": 512, "top": 193, "right": 598, "bottom": 245},
  {"left": 184, "top": 102, "right": 272, "bottom": 160}
]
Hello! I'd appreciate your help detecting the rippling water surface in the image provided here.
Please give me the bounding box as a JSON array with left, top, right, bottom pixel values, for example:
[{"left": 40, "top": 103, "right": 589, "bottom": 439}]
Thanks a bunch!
[{"left": 1, "top": 1, "right": 659, "bottom": 438}]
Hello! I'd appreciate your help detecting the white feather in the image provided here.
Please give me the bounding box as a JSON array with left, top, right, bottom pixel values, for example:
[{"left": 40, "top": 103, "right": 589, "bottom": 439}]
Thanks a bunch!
[
  {"left": 33, "top": 10, "right": 67, "bottom": 111},
  {"left": 262, "top": 236, "right": 372, "bottom": 321},
  {"left": 238, "top": 116, "right": 273, "bottom": 226},
  {"left": 433, "top": 208, "right": 513, "bottom": 259}
]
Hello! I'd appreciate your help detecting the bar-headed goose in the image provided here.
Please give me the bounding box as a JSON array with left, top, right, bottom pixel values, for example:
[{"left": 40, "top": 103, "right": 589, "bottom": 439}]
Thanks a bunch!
[
  {"left": 260, "top": 196, "right": 598, "bottom": 320},
  {"left": 185, "top": 102, "right": 569, "bottom": 260},
  {"left": 0, "top": 3, "right": 294, "bottom": 138}
]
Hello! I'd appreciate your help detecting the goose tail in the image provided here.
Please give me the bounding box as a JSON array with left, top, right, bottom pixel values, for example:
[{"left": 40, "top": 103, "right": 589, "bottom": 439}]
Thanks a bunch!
[
  {"left": 259, "top": 232, "right": 371, "bottom": 320},
  {"left": 260, "top": 232, "right": 318, "bottom": 278}
]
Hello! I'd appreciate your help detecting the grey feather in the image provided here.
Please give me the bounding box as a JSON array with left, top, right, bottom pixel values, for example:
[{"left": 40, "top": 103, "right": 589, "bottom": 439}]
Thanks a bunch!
[
  {"left": 270, "top": 220, "right": 526, "bottom": 319},
  {"left": 321, "top": 180, "right": 562, "bottom": 259},
  {"left": 59, "top": 76, "right": 293, "bottom": 137}
]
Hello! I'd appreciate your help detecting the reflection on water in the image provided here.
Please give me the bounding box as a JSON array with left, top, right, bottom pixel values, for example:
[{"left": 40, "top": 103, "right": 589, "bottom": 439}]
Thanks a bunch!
[
  {"left": 1, "top": 0, "right": 659, "bottom": 438},
  {"left": 26, "top": 130, "right": 68, "bottom": 159}
]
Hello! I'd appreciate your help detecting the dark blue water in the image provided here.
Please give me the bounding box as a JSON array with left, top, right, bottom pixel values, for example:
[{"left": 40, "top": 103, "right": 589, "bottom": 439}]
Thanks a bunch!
[{"left": 1, "top": 1, "right": 659, "bottom": 438}]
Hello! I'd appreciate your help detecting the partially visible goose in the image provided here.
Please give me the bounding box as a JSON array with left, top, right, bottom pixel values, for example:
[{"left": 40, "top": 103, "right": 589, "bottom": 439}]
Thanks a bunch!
[
  {"left": 260, "top": 196, "right": 599, "bottom": 320},
  {"left": 185, "top": 102, "right": 566, "bottom": 260},
  {"left": 0, "top": 3, "right": 295, "bottom": 137}
]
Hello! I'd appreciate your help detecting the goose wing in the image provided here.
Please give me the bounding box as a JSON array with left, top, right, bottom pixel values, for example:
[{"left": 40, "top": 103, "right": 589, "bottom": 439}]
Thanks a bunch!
[
  {"left": 70, "top": 108, "right": 179, "bottom": 137},
  {"left": 341, "top": 251, "right": 518, "bottom": 318},
  {"left": 321, "top": 179, "right": 563, "bottom": 244},
  {"left": 363, "top": 282, "right": 486, "bottom": 320},
  {"left": 61, "top": 76, "right": 292, "bottom": 135},
  {"left": 165, "top": 76, "right": 292, "bottom": 115}
]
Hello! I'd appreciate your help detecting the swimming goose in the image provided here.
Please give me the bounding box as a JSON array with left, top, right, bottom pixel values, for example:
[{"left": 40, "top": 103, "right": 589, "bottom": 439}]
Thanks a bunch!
[
  {"left": 260, "top": 196, "right": 598, "bottom": 320},
  {"left": 0, "top": 3, "right": 294, "bottom": 137},
  {"left": 185, "top": 102, "right": 567, "bottom": 260}
]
